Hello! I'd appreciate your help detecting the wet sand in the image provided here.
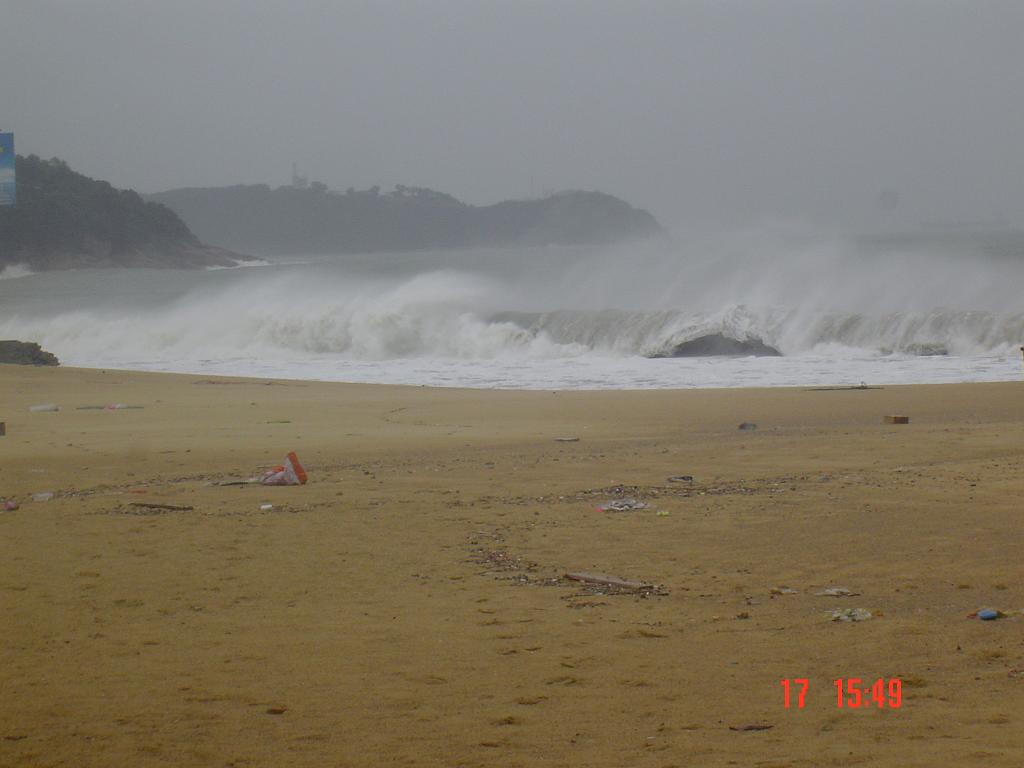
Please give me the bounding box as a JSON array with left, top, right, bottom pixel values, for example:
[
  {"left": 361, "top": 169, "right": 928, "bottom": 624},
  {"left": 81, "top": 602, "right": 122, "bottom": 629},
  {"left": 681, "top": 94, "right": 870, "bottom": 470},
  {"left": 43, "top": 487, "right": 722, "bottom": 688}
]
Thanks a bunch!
[{"left": 1, "top": 365, "right": 1023, "bottom": 766}]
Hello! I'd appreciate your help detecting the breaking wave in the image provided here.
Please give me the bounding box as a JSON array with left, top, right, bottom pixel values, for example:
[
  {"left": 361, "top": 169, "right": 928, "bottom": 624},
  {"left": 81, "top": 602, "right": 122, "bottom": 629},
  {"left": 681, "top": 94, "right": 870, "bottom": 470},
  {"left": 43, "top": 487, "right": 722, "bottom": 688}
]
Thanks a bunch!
[
  {"left": 3, "top": 278, "right": 1024, "bottom": 364},
  {"left": 2, "top": 231, "right": 1023, "bottom": 385},
  {"left": 488, "top": 305, "right": 1024, "bottom": 358}
]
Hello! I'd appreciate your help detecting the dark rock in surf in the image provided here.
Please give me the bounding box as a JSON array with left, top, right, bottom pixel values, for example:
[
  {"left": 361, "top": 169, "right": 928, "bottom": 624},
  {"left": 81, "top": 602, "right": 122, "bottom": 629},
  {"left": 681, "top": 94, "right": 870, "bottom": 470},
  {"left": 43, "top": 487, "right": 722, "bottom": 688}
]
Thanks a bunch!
[
  {"left": 0, "top": 340, "right": 59, "bottom": 366},
  {"left": 904, "top": 343, "right": 948, "bottom": 357},
  {"left": 649, "top": 333, "right": 782, "bottom": 358}
]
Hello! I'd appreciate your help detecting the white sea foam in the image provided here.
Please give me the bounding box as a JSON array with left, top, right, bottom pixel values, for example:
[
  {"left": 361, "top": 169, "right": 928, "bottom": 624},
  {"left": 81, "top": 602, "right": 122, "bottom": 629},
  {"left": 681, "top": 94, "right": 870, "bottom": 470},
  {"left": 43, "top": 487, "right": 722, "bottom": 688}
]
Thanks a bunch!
[
  {"left": 0, "top": 263, "right": 33, "bottom": 280},
  {"left": 205, "top": 257, "right": 274, "bottom": 271}
]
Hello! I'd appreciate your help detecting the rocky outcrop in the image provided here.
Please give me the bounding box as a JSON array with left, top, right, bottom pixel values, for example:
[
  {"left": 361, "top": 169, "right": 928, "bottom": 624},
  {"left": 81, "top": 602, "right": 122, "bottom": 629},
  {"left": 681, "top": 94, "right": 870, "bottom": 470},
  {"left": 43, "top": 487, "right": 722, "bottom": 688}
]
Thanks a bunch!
[
  {"left": 0, "top": 340, "right": 59, "bottom": 366},
  {"left": 0, "top": 155, "right": 240, "bottom": 271},
  {"left": 901, "top": 343, "right": 948, "bottom": 357},
  {"left": 649, "top": 333, "right": 782, "bottom": 358}
]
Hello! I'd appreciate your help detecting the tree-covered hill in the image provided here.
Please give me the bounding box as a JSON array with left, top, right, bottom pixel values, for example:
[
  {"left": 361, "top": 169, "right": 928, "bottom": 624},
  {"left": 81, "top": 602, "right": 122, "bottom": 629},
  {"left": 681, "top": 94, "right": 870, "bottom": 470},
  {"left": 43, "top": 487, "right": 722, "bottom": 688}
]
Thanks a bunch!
[
  {"left": 147, "top": 183, "right": 663, "bottom": 255},
  {"left": 0, "top": 156, "right": 238, "bottom": 270}
]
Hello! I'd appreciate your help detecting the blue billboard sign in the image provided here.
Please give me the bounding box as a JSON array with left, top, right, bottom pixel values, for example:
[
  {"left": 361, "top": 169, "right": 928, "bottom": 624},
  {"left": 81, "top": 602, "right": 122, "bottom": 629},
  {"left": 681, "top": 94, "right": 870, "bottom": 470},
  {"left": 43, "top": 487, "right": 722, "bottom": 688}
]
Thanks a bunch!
[{"left": 0, "top": 133, "right": 14, "bottom": 206}]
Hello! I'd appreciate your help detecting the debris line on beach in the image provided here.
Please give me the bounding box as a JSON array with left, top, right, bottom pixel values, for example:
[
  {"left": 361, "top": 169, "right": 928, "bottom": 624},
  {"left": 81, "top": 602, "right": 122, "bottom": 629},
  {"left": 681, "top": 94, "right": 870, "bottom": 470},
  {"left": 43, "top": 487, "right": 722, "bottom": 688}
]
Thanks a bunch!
[
  {"left": 564, "top": 571, "right": 654, "bottom": 591},
  {"left": 130, "top": 502, "right": 194, "bottom": 512}
]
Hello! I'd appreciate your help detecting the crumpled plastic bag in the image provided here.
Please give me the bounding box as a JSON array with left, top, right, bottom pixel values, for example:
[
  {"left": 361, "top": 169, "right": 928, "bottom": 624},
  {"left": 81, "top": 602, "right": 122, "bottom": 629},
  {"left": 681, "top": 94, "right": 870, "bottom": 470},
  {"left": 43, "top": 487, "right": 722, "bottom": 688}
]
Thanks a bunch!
[
  {"left": 260, "top": 452, "right": 308, "bottom": 486},
  {"left": 829, "top": 608, "right": 873, "bottom": 622},
  {"left": 598, "top": 498, "right": 648, "bottom": 512}
]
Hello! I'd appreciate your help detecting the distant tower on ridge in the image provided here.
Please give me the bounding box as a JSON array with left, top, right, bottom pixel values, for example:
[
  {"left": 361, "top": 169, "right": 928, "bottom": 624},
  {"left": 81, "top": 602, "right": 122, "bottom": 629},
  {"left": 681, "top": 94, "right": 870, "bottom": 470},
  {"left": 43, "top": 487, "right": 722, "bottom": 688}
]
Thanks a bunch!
[{"left": 291, "top": 162, "right": 308, "bottom": 189}]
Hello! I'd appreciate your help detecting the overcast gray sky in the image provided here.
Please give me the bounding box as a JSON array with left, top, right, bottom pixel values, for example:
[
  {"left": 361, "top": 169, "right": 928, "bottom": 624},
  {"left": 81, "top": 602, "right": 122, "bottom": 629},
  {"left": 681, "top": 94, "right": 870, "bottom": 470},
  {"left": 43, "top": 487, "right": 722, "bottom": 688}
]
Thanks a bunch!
[{"left": 3, "top": 0, "right": 1023, "bottom": 230}]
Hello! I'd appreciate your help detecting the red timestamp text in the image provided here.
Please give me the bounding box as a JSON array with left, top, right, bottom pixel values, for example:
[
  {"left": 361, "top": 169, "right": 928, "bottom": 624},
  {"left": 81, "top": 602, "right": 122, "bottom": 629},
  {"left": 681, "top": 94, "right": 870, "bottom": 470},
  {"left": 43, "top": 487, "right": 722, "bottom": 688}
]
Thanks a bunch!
[{"left": 780, "top": 678, "right": 902, "bottom": 709}]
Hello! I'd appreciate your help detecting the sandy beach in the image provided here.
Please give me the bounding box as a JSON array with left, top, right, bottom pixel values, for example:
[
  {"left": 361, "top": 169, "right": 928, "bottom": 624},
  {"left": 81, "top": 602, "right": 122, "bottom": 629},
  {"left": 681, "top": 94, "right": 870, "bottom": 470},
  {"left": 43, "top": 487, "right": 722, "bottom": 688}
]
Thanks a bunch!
[{"left": 1, "top": 364, "right": 1023, "bottom": 767}]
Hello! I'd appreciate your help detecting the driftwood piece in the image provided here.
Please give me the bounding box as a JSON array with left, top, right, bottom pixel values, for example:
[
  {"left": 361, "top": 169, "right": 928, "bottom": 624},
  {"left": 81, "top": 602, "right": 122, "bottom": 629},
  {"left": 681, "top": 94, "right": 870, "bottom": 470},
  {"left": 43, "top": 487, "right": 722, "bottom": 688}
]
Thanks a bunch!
[
  {"left": 129, "top": 502, "right": 194, "bottom": 512},
  {"left": 563, "top": 571, "right": 653, "bottom": 591}
]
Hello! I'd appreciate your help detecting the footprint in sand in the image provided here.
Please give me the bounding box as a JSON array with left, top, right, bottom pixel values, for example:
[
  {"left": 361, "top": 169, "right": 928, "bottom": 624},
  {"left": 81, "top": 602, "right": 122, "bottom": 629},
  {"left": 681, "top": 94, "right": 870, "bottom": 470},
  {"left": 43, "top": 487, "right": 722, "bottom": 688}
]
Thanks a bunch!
[
  {"left": 491, "top": 716, "right": 522, "bottom": 726},
  {"left": 515, "top": 696, "right": 547, "bottom": 706},
  {"left": 545, "top": 675, "right": 581, "bottom": 686},
  {"left": 616, "top": 628, "right": 668, "bottom": 639}
]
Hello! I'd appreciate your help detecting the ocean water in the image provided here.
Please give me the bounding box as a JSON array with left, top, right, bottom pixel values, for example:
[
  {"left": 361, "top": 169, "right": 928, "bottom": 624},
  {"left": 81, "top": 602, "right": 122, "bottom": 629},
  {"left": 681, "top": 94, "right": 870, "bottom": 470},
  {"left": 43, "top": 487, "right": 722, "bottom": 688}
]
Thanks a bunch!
[{"left": 1, "top": 235, "right": 1022, "bottom": 389}]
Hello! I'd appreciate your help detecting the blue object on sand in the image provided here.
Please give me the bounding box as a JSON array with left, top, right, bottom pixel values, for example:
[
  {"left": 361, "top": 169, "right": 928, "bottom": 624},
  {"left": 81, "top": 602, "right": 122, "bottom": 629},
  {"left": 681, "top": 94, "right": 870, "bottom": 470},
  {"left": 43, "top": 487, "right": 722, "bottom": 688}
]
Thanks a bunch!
[{"left": 978, "top": 609, "right": 1001, "bottom": 621}]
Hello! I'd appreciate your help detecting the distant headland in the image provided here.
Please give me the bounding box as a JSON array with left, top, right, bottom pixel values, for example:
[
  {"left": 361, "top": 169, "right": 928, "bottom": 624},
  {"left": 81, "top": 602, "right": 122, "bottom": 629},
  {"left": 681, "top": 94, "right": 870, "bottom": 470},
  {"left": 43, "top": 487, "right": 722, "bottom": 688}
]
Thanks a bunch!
[
  {"left": 147, "top": 182, "right": 663, "bottom": 256},
  {"left": 0, "top": 155, "right": 663, "bottom": 273},
  {"left": 0, "top": 155, "right": 239, "bottom": 271}
]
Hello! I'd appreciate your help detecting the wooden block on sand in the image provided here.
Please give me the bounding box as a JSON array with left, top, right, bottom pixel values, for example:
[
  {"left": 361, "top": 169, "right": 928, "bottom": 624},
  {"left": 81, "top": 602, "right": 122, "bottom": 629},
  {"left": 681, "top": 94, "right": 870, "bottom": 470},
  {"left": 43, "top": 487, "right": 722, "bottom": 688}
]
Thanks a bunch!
[{"left": 884, "top": 415, "right": 910, "bottom": 424}]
